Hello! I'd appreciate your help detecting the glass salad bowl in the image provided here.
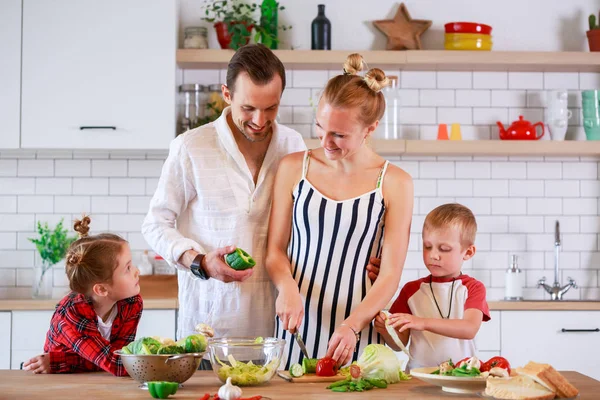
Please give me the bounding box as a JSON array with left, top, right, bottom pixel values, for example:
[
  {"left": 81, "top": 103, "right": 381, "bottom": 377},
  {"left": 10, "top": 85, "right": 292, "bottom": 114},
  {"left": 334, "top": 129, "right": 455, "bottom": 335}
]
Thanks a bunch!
[{"left": 207, "top": 337, "right": 285, "bottom": 386}]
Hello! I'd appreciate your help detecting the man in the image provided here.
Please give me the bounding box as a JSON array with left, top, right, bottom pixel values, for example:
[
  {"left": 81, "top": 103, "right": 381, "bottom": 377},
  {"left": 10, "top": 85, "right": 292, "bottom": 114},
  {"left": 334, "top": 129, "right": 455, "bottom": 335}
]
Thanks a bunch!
[
  {"left": 142, "top": 44, "right": 381, "bottom": 361},
  {"left": 142, "top": 44, "right": 306, "bottom": 348}
]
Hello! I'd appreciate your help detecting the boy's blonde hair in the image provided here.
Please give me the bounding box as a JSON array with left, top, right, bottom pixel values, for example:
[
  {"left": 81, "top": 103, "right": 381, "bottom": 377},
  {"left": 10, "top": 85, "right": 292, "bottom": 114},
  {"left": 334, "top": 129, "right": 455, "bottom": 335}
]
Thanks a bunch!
[
  {"left": 65, "top": 215, "right": 127, "bottom": 295},
  {"left": 423, "top": 203, "right": 477, "bottom": 247}
]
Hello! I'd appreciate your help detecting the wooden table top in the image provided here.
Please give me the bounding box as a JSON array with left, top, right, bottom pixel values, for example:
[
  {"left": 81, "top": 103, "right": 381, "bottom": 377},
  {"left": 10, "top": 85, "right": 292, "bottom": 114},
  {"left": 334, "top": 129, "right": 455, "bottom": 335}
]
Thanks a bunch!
[{"left": 0, "top": 370, "right": 597, "bottom": 400}]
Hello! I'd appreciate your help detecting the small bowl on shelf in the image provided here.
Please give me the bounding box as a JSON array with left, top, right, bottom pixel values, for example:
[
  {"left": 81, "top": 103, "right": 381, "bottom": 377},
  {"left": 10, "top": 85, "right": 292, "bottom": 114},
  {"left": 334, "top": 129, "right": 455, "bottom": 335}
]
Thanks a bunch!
[
  {"left": 444, "top": 33, "right": 493, "bottom": 51},
  {"left": 444, "top": 21, "right": 492, "bottom": 35},
  {"left": 207, "top": 337, "right": 285, "bottom": 386}
]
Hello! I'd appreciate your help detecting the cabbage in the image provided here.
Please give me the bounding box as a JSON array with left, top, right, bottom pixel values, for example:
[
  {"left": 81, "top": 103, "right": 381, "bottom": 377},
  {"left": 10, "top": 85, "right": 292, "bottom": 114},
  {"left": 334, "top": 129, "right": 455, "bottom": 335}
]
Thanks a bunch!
[
  {"left": 122, "top": 337, "right": 162, "bottom": 355},
  {"left": 156, "top": 345, "right": 185, "bottom": 354},
  {"left": 176, "top": 333, "right": 207, "bottom": 353},
  {"left": 356, "top": 344, "right": 411, "bottom": 384}
]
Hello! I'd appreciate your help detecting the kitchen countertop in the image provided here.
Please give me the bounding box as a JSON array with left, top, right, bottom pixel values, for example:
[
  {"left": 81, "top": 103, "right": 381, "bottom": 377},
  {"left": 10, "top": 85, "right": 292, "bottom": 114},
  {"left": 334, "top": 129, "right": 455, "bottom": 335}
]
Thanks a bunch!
[{"left": 0, "top": 370, "right": 596, "bottom": 399}]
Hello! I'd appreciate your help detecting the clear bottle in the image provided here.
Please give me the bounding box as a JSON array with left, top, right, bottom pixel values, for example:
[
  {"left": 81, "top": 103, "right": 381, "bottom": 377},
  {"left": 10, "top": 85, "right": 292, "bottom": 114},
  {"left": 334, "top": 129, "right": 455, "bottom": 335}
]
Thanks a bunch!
[
  {"left": 504, "top": 254, "right": 524, "bottom": 300},
  {"left": 382, "top": 75, "right": 400, "bottom": 139},
  {"left": 138, "top": 250, "right": 153, "bottom": 276},
  {"left": 178, "top": 84, "right": 205, "bottom": 134}
]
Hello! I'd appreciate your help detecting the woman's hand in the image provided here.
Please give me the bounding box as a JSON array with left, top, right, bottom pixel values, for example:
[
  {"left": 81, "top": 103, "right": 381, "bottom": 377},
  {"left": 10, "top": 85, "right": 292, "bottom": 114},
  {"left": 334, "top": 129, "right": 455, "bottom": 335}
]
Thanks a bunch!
[
  {"left": 275, "top": 283, "right": 304, "bottom": 333},
  {"left": 326, "top": 324, "right": 357, "bottom": 367},
  {"left": 23, "top": 354, "right": 50, "bottom": 374},
  {"left": 388, "top": 313, "right": 426, "bottom": 333}
]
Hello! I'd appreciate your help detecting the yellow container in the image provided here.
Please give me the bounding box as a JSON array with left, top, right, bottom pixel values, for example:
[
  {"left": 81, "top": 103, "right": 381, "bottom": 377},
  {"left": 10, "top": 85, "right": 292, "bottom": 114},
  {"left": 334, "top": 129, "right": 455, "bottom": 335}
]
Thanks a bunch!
[{"left": 444, "top": 33, "right": 493, "bottom": 51}]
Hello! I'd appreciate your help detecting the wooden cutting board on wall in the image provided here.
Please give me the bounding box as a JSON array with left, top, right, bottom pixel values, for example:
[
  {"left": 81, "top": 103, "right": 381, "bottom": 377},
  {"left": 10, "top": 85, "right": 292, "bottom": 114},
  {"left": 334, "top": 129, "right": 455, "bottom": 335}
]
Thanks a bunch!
[{"left": 277, "top": 371, "right": 346, "bottom": 383}]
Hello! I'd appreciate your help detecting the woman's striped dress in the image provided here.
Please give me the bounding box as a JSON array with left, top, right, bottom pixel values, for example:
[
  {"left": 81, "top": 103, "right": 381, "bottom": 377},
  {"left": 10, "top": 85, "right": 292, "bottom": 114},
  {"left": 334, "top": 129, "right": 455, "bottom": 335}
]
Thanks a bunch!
[{"left": 275, "top": 150, "right": 389, "bottom": 370}]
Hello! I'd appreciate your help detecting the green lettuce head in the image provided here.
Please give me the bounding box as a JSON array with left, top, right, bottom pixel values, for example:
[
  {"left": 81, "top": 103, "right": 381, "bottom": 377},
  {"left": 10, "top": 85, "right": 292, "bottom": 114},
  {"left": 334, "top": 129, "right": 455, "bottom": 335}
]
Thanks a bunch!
[
  {"left": 176, "top": 333, "right": 207, "bottom": 353},
  {"left": 122, "top": 337, "right": 162, "bottom": 355},
  {"left": 156, "top": 345, "right": 185, "bottom": 354},
  {"left": 356, "top": 344, "right": 411, "bottom": 384}
]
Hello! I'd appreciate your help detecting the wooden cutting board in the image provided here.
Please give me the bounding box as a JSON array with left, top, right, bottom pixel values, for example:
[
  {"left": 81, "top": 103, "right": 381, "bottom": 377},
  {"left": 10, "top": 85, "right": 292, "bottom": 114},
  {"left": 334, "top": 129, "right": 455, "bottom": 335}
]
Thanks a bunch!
[{"left": 277, "top": 371, "right": 346, "bottom": 383}]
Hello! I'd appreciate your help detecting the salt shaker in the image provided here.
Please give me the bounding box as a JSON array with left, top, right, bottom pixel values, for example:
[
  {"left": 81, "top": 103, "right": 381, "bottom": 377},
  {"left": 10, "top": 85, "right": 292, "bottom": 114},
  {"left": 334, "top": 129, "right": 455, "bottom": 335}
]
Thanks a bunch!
[{"left": 504, "top": 254, "right": 523, "bottom": 300}]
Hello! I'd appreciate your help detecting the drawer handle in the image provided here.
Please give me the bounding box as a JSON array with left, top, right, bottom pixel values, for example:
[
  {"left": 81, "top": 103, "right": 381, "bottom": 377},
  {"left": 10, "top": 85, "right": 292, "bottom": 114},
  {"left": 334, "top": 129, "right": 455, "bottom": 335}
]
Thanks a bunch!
[
  {"left": 80, "top": 126, "right": 117, "bottom": 130},
  {"left": 561, "top": 328, "right": 600, "bottom": 333}
]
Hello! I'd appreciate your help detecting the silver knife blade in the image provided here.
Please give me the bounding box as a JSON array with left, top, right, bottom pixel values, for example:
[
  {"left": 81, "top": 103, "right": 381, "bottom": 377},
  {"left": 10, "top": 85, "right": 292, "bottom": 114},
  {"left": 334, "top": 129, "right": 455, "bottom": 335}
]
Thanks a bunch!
[{"left": 294, "top": 332, "right": 310, "bottom": 359}]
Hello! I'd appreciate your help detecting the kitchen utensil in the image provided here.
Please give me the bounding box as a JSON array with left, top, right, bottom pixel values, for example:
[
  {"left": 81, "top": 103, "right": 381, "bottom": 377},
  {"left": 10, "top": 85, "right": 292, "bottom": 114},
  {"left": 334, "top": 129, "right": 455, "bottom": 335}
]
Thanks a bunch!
[
  {"left": 444, "top": 21, "right": 492, "bottom": 35},
  {"left": 207, "top": 337, "right": 285, "bottom": 386},
  {"left": 444, "top": 32, "right": 492, "bottom": 51},
  {"left": 410, "top": 367, "right": 486, "bottom": 394},
  {"left": 497, "top": 115, "right": 544, "bottom": 140},
  {"left": 114, "top": 350, "right": 205, "bottom": 384},
  {"left": 294, "top": 332, "right": 310, "bottom": 359},
  {"left": 277, "top": 370, "right": 346, "bottom": 383}
]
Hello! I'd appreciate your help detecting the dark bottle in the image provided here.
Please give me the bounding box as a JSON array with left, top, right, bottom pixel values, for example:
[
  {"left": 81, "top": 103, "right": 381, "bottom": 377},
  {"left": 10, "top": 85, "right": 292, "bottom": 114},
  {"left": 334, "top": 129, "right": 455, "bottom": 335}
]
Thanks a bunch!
[
  {"left": 311, "top": 4, "right": 331, "bottom": 50},
  {"left": 260, "top": 0, "right": 278, "bottom": 49}
]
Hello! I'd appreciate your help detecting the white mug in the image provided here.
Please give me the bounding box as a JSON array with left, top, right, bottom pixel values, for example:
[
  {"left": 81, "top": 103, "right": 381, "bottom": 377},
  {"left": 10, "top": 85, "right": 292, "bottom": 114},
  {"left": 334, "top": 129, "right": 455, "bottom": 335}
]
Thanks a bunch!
[
  {"left": 549, "top": 120, "right": 568, "bottom": 140},
  {"left": 547, "top": 90, "right": 568, "bottom": 107},
  {"left": 547, "top": 107, "right": 573, "bottom": 119}
]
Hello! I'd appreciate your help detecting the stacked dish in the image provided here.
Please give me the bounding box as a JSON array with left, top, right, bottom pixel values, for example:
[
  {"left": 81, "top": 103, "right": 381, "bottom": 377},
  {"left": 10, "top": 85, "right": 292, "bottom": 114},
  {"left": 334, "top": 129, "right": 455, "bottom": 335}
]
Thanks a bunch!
[{"left": 444, "top": 22, "right": 493, "bottom": 50}]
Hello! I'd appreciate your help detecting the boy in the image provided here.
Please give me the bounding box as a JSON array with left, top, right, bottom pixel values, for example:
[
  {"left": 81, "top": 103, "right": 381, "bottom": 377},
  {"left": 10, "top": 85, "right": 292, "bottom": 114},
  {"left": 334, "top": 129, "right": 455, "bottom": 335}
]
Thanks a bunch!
[{"left": 375, "top": 203, "right": 490, "bottom": 370}]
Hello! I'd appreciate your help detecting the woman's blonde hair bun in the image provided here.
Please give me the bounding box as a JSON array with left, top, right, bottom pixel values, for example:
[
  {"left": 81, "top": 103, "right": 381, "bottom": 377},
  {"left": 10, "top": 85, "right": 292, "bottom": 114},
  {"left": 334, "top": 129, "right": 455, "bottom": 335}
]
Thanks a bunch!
[{"left": 342, "top": 53, "right": 389, "bottom": 93}]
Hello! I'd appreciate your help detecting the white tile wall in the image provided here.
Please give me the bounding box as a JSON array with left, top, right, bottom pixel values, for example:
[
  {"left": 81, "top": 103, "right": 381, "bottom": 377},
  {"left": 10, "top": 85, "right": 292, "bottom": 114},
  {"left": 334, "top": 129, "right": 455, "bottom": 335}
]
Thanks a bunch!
[{"left": 1, "top": 70, "right": 600, "bottom": 300}]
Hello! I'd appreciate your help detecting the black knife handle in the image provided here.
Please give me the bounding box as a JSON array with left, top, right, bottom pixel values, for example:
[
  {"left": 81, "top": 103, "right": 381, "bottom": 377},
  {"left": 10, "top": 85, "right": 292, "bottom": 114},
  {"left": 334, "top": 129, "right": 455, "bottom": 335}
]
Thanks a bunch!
[{"left": 561, "top": 328, "right": 599, "bottom": 333}]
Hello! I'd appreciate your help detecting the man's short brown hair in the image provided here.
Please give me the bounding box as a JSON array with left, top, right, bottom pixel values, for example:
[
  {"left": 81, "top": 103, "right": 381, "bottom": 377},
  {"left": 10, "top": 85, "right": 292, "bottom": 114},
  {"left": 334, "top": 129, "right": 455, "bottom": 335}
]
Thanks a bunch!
[
  {"left": 226, "top": 44, "right": 286, "bottom": 97},
  {"left": 423, "top": 203, "right": 477, "bottom": 247}
]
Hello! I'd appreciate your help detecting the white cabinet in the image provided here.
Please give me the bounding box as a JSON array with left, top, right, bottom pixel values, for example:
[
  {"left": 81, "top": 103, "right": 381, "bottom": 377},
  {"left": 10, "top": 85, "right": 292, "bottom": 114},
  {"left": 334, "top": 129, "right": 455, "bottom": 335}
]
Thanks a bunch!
[
  {"left": 0, "top": 312, "right": 11, "bottom": 369},
  {"left": 501, "top": 311, "right": 600, "bottom": 381},
  {"left": 0, "top": 0, "right": 21, "bottom": 149},
  {"left": 475, "top": 310, "right": 501, "bottom": 352},
  {"left": 136, "top": 309, "right": 177, "bottom": 340},
  {"left": 11, "top": 310, "right": 54, "bottom": 369},
  {"left": 21, "top": 0, "right": 176, "bottom": 149}
]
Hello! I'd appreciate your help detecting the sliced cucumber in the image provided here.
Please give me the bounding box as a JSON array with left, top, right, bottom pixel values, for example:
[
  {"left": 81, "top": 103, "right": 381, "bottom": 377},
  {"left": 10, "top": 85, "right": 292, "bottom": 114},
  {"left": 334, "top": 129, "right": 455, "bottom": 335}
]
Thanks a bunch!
[{"left": 289, "top": 363, "right": 304, "bottom": 378}]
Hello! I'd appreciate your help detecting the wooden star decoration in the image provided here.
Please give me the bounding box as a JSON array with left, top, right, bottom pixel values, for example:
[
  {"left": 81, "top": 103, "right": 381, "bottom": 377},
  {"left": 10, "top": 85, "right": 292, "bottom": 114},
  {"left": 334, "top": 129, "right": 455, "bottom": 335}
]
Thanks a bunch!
[{"left": 373, "top": 3, "right": 432, "bottom": 50}]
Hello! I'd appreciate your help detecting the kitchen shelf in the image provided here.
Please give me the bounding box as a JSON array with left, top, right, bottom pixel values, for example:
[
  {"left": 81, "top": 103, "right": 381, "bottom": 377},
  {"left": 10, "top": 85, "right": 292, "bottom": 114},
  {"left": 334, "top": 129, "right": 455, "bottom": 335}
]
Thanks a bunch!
[
  {"left": 177, "top": 49, "right": 600, "bottom": 72},
  {"left": 303, "top": 139, "right": 600, "bottom": 156}
]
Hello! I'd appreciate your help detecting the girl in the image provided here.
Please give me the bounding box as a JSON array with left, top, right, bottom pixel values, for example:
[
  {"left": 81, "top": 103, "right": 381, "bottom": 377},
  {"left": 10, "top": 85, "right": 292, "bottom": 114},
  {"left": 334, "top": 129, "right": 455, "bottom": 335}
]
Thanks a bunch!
[{"left": 23, "top": 216, "right": 142, "bottom": 376}]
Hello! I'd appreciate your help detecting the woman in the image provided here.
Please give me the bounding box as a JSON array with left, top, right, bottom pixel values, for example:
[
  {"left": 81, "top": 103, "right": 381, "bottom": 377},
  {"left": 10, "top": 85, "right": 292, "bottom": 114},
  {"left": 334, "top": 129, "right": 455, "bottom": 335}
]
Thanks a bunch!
[{"left": 266, "top": 53, "right": 414, "bottom": 370}]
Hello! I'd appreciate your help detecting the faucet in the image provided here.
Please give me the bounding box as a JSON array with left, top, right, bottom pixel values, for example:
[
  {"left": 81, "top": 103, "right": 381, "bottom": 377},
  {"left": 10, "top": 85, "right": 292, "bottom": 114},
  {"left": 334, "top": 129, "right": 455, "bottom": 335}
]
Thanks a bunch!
[{"left": 537, "top": 220, "right": 578, "bottom": 300}]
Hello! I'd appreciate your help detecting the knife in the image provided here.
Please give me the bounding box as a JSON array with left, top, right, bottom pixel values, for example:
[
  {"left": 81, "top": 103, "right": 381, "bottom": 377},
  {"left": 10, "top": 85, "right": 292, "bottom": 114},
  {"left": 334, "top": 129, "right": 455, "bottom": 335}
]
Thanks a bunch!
[{"left": 294, "top": 332, "right": 310, "bottom": 359}]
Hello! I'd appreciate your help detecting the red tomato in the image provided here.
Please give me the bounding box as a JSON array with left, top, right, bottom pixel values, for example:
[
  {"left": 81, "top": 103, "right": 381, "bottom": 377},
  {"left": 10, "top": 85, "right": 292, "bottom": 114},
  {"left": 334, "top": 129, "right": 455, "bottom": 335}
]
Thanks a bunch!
[
  {"left": 315, "top": 357, "right": 338, "bottom": 377},
  {"left": 482, "top": 357, "right": 511, "bottom": 374},
  {"left": 349, "top": 364, "right": 361, "bottom": 379}
]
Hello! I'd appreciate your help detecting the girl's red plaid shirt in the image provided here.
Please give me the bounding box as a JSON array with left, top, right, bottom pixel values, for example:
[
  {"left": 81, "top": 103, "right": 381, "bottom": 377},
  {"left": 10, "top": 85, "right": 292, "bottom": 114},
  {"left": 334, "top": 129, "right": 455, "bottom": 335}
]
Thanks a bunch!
[{"left": 43, "top": 292, "right": 143, "bottom": 376}]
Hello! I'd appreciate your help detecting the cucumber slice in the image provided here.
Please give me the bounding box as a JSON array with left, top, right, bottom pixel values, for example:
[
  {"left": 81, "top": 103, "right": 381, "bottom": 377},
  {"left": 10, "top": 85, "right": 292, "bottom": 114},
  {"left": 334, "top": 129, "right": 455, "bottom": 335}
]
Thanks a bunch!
[{"left": 289, "top": 363, "right": 304, "bottom": 377}]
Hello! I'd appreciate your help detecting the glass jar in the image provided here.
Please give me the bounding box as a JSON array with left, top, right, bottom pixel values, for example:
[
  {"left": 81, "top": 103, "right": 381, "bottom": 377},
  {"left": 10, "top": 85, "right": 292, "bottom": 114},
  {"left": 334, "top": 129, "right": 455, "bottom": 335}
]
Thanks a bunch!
[
  {"left": 183, "top": 26, "right": 208, "bottom": 49},
  {"left": 178, "top": 84, "right": 206, "bottom": 134},
  {"left": 382, "top": 75, "right": 400, "bottom": 139}
]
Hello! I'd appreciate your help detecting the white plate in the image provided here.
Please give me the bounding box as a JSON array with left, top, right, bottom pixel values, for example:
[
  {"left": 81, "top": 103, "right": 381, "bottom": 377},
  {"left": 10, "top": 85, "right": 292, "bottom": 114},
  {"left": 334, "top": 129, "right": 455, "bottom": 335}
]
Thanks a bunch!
[{"left": 410, "top": 367, "right": 487, "bottom": 394}]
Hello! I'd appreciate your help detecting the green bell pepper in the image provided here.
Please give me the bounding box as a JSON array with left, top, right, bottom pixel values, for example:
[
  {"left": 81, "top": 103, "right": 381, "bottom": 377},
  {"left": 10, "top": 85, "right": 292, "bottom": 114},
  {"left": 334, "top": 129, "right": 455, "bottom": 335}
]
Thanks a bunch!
[
  {"left": 147, "top": 381, "right": 178, "bottom": 399},
  {"left": 225, "top": 248, "right": 256, "bottom": 270}
]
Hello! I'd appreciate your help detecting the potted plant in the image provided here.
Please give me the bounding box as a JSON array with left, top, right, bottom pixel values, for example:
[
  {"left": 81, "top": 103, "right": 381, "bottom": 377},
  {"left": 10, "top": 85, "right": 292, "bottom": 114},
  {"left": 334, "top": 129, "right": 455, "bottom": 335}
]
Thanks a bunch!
[
  {"left": 587, "top": 11, "right": 600, "bottom": 51},
  {"left": 28, "top": 219, "right": 76, "bottom": 299},
  {"left": 201, "top": 0, "right": 290, "bottom": 50}
]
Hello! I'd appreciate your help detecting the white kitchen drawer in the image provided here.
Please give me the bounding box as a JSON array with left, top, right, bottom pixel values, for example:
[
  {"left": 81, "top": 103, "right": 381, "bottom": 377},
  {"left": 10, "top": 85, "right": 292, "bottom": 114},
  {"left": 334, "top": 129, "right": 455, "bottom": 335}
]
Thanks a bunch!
[
  {"left": 475, "top": 310, "right": 501, "bottom": 351},
  {"left": 21, "top": 0, "right": 176, "bottom": 149},
  {"left": 501, "top": 311, "right": 600, "bottom": 381},
  {"left": 0, "top": 312, "right": 11, "bottom": 369},
  {"left": 11, "top": 311, "right": 54, "bottom": 351},
  {"left": 135, "top": 309, "right": 177, "bottom": 340},
  {"left": 0, "top": 0, "right": 21, "bottom": 149}
]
